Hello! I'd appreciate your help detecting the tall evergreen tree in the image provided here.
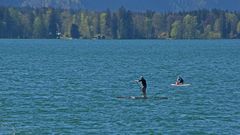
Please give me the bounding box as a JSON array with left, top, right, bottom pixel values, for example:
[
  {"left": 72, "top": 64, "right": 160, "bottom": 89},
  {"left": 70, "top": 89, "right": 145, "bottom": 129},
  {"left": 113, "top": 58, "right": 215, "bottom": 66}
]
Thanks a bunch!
[
  {"left": 118, "top": 6, "right": 128, "bottom": 39},
  {"left": 48, "top": 9, "right": 60, "bottom": 39},
  {"left": 126, "top": 11, "right": 134, "bottom": 39},
  {"left": 105, "top": 9, "right": 112, "bottom": 38},
  {"left": 70, "top": 24, "right": 80, "bottom": 38},
  {"left": 111, "top": 13, "right": 118, "bottom": 39}
]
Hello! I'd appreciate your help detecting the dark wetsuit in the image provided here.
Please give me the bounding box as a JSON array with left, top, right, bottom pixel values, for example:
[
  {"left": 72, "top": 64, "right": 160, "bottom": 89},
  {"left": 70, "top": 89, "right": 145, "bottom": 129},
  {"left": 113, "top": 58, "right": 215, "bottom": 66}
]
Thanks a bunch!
[
  {"left": 139, "top": 77, "right": 147, "bottom": 97},
  {"left": 177, "top": 76, "right": 184, "bottom": 84}
]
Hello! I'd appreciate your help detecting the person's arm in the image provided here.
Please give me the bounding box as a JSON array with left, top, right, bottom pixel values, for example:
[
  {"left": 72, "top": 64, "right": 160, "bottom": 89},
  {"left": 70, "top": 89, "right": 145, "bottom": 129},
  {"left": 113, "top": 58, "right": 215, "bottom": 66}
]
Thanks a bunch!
[{"left": 134, "top": 79, "right": 139, "bottom": 82}]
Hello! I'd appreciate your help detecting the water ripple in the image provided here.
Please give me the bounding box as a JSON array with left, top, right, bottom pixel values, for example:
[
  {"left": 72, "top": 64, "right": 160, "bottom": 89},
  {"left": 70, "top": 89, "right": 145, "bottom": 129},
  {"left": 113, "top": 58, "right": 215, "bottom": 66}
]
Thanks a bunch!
[{"left": 0, "top": 39, "right": 240, "bottom": 134}]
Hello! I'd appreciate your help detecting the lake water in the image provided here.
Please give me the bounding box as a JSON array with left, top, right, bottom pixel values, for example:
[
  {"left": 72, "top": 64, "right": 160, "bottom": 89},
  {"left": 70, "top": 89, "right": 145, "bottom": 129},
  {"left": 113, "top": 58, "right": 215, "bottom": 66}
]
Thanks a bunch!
[{"left": 0, "top": 39, "right": 239, "bottom": 134}]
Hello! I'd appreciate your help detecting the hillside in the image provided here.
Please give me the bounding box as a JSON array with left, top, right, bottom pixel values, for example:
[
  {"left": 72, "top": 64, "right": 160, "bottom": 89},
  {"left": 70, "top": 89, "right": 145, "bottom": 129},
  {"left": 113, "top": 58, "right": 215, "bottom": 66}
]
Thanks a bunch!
[{"left": 0, "top": 0, "right": 240, "bottom": 12}]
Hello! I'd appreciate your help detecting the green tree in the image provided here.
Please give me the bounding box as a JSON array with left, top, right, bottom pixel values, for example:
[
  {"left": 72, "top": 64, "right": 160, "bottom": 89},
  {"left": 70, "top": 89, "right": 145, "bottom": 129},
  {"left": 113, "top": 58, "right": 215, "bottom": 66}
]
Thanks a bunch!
[
  {"left": 61, "top": 10, "right": 73, "bottom": 38},
  {"left": 80, "top": 12, "right": 90, "bottom": 38},
  {"left": 33, "top": 16, "right": 45, "bottom": 38},
  {"left": 183, "top": 14, "right": 198, "bottom": 39},
  {"left": 118, "top": 7, "right": 127, "bottom": 39},
  {"left": 47, "top": 9, "right": 60, "bottom": 38},
  {"left": 126, "top": 11, "right": 134, "bottom": 39},
  {"left": 219, "top": 12, "right": 227, "bottom": 38},
  {"left": 237, "top": 21, "right": 240, "bottom": 37},
  {"left": 225, "top": 13, "right": 238, "bottom": 38},
  {"left": 117, "top": 7, "right": 133, "bottom": 39},
  {"left": 0, "top": 8, "right": 7, "bottom": 38},
  {"left": 105, "top": 9, "right": 112, "bottom": 38},
  {"left": 133, "top": 14, "right": 145, "bottom": 38},
  {"left": 212, "top": 19, "right": 222, "bottom": 38},
  {"left": 70, "top": 24, "right": 80, "bottom": 38},
  {"left": 20, "top": 11, "right": 34, "bottom": 38},
  {"left": 152, "top": 13, "right": 166, "bottom": 38},
  {"left": 144, "top": 10, "right": 154, "bottom": 38},
  {"left": 170, "top": 20, "right": 183, "bottom": 39},
  {"left": 100, "top": 12, "right": 107, "bottom": 36},
  {"left": 111, "top": 13, "right": 118, "bottom": 39},
  {"left": 7, "top": 8, "right": 22, "bottom": 38}
]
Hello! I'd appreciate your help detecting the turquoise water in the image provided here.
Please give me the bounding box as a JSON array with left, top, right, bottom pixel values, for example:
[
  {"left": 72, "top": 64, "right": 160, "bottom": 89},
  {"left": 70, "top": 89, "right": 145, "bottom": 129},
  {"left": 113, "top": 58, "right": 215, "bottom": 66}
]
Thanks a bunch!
[{"left": 0, "top": 39, "right": 240, "bottom": 134}]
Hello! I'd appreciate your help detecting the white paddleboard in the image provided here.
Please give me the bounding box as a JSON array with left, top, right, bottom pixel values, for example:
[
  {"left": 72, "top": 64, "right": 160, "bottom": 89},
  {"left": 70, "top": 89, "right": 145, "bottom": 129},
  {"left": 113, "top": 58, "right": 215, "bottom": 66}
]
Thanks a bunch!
[
  {"left": 117, "top": 96, "right": 147, "bottom": 99},
  {"left": 171, "top": 84, "right": 191, "bottom": 87},
  {"left": 117, "top": 96, "right": 168, "bottom": 100}
]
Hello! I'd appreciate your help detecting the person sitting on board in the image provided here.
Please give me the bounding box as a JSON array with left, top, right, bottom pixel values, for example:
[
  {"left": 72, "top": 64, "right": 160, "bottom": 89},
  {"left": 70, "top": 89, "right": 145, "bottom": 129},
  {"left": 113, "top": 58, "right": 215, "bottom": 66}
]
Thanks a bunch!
[
  {"left": 135, "top": 76, "right": 147, "bottom": 98},
  {"left": 176, "top": 76, "right": 184, "bottom": 85}
]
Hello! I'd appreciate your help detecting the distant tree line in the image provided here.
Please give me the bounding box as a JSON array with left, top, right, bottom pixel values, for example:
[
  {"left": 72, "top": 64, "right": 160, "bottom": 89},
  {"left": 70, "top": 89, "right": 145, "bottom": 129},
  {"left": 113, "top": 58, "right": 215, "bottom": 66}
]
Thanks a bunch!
[{"left": 1, "top": 7, "right": 240, "bottom": 39}]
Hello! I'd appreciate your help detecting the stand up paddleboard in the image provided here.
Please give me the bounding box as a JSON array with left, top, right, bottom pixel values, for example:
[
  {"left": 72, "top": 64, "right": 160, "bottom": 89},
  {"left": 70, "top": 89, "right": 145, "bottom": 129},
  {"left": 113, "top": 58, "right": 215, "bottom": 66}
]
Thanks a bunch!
[
  {"left": 117, "top": 96, "right": 168, "bottom": 100},
  {"left": 117, "top": 96, "right": 147, "bottom": 99},
  {"left": 171, "top": 84, "right": 191, "bottom": 87}
]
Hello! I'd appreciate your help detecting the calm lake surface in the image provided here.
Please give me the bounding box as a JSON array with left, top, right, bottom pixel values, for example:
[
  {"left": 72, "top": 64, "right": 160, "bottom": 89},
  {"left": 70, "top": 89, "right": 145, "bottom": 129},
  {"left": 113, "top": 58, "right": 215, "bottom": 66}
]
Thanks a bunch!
[{"left": 0, "top": 39, "right": 239, "bottom": 134}]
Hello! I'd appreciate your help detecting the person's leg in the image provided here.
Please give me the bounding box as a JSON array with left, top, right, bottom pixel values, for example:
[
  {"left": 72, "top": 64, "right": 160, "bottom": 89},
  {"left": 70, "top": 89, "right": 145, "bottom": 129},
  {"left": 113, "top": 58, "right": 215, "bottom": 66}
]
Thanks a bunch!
[{"left": 142, "top": 87, "right": 147, "bottom": 98}]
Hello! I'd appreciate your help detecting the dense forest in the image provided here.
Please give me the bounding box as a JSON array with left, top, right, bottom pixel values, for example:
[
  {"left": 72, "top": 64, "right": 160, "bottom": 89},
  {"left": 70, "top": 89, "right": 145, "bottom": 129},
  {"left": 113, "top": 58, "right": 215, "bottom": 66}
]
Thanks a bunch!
[{"left": 1, "top": 7, "right": 240, "bottom": 39}]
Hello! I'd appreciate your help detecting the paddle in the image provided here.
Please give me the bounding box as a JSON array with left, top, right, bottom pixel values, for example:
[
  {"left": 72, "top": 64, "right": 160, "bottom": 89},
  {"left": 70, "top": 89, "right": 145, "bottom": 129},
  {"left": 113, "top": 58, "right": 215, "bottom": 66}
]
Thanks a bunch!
[{"left": 134, "top": 80, "right": 144, "bottom": 97}]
